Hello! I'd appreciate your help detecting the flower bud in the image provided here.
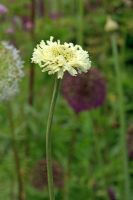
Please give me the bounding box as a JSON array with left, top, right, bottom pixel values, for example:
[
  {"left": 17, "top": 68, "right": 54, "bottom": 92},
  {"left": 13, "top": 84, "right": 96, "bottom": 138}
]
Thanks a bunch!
[{"left": 105, "top": 16, "right": 119, "bottom": 32}]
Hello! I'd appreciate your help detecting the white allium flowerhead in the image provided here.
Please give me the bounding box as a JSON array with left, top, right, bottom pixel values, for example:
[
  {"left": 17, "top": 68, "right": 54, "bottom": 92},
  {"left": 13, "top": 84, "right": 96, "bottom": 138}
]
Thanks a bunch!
[
  {"left": 0, "top": 41, "right": 24, "bottom": 101},
  {"left": 31, "top": 37, "right": 91, "bottom": 79}
]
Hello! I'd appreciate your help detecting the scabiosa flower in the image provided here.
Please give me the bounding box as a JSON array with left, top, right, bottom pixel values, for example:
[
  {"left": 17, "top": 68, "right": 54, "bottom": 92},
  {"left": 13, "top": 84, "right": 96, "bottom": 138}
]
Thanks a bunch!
[
  {"left": 0, "top": 4, "right": 8, "bottom": 14},
  {"left": 31, "top": 36, "right": 91, "bottom": 79},
  {"left": 0, "top": 41, "right": 24, "bottom": 101},
  {"left": 61, "top": 68, "right": 106, "bottom": 113},
  {"left": 30, "top": 159, "right": 64, "bottom": 191}
]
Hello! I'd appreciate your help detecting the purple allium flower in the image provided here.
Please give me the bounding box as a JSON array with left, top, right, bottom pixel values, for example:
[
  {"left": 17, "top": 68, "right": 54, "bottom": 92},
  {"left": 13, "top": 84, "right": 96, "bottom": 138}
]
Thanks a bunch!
[
  {"left": 49, "top": 12, "right": 62, "bottom": 20},
  {"left": 107, "top": 187, "right": 116, "bottom": 200},
  {"left": 30, "top": 159, "right": 64, "bottom": 191},
  {"left": 0, "top": 4, "right": 8, "bottom": 14},
  {"left": 127, "top": 124, "right": 133, "bottom": 160},
  {"left": 22, "top": 16, "right": 33, "bottom": 31},
  {"left": 6, "top": 27, "right": 14, "bottom": 34},
  {"left": 61, "top": 68, "right": 106, "bottom": 113}
]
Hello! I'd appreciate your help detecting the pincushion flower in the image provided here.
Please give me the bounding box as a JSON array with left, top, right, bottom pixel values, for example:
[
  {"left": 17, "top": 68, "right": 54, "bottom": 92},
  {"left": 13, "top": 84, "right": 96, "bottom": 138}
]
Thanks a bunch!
[
  {"left": 0, "top": 41, "right": 24, "bottom": 101},
  {"left": 31, "top": 36, "right": 91, "bottom": 79},
  {"left": 31, "top": 37, "right": 91, "bottom": 200}
]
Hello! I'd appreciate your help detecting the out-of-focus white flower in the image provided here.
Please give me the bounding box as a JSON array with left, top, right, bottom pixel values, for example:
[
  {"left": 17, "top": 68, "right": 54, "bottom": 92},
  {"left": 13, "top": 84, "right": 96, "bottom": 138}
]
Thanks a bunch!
[
  {"left": 105, "top": 16, "right": 119, "bottom": 32},
  {"left": 0, "top": 41, "right": 24, "bottom": 101},
  {"left": 31, "top": 37, "right": 91, "bottom": 79}
]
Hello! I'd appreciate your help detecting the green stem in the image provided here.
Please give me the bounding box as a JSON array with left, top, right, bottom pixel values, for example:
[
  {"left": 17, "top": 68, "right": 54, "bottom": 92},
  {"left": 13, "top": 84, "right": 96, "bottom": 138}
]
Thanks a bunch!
[
  {"left": 63, "top": 114, "right": 79, "bottom": 200},
  {"left": 89, "top": 113, "right": 109, "bottom": 199},
  {"left": 111, "top": 34, "right": 131, "bottom": 200},
  {"left": 46, "top": 75, "right": 60, "bottom": 200},
  {"left": 70, "top": 0, "right": 75, "bottom": 15},
  {"left": 8, "top": 104, "right": 25, "bottom": 200},
  {"left": 77, "top": 0, "right": 84, "bottom": 45},
  {"left": 52, "top": 0, "right": 58, "bottom": 13}
]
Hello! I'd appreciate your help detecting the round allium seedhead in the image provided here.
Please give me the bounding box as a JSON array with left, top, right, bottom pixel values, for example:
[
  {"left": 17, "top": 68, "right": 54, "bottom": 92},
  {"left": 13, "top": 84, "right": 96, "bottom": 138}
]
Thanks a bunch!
[
  {"left": 0, "top": 41, "right": 24, "bottom": 101},
  {"left": 61, "top": 68, "right": 106, "bottom": 113},
  {"left": 0, "top": 4, "right": 8, "bottom": 14},
  {"left": 31, "top": 36, "right": 91, "bottom": 79},
  {"left": 105, "top": 16, "right": 119, "bottom": 32},
  {"left": 127, "top": 124, "right": 133, "bottom": 159},
  {"left": 30, "top": 159, "right": 64, "bottom": 191}
]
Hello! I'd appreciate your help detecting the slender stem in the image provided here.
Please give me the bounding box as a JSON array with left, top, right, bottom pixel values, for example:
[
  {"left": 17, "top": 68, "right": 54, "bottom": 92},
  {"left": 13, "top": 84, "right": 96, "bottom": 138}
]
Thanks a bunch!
[
  {"left": 102, "top": 0, "right": 107, "bottom": 12},
  {"left": 67, "top": 114, "right": 79, "bottom": 176},
  {"left": 28, "top": 0, "right": 36, "bottom": 106},
  {"left": 52, "top": 0, "right": 58, "bottom": 13},
  {"left": 89, "top": 113, "right": 109, "bottom": 199},
  {"left": 63, "top": 114, "right": 79, "bottom": 200},
  {"left": 111, "top": 34, "right": 131, "bottom": 200},
  {"left": 25, "top": 0, "right": 36, "bottom": 157},
  {"left": 10, "top": 179, "right": 15, "bottom": 200},
  {"left": 38, "top": 0, "right": 45, "bottom": 17},
  {"left": 71, "top": 0, "right": 75, "bottom": 15},
  {"left": 45, "top": 0, "right": 50, "bottom": 17},
  {"left": 77, "top": 0, "right": 84, "bottom": 45},
  {"left": 46, "top": 76, "right": 61, "bottom": 200},
  {"left": 28, "top": 64, "right": 35, "bottom": 106},
  {"left": 8, "top": 104, "right": 25, "bottom": 200}
]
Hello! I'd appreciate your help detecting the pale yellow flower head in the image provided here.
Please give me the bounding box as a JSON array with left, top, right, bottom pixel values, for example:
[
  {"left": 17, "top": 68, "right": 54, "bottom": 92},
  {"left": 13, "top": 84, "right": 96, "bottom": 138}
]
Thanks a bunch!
[
  {"left": 31, "top": 37, "right": 91, "bottom": 79},
  {"left": 105, "top": 16, "right": 119, "bottom": 32}
]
